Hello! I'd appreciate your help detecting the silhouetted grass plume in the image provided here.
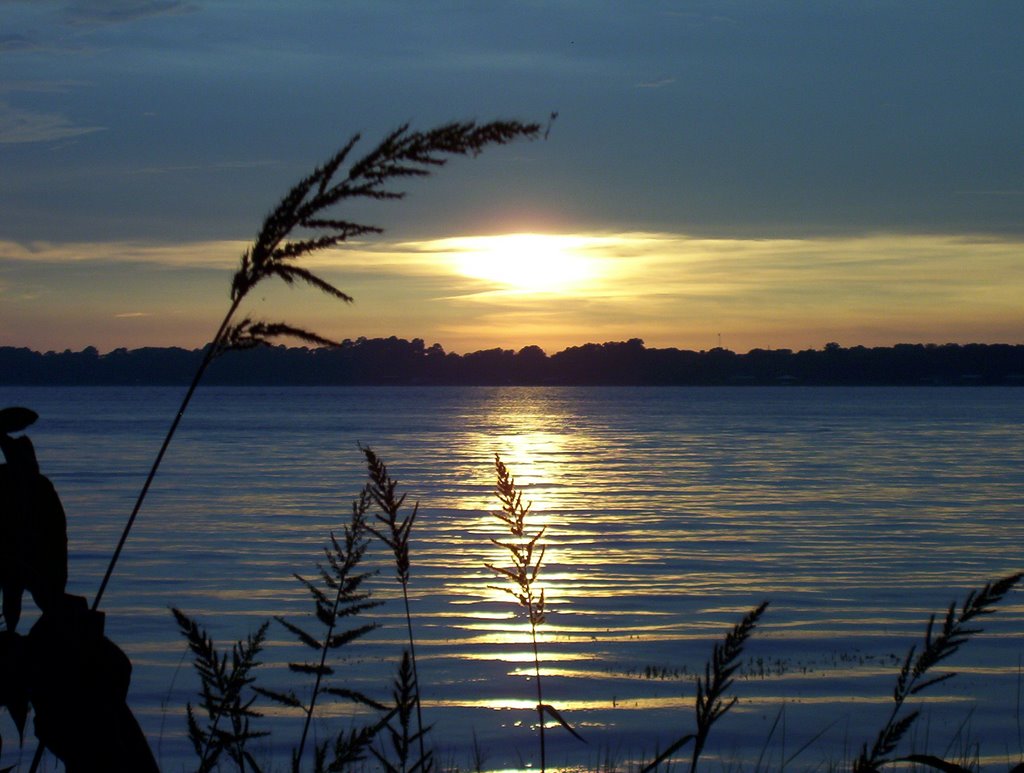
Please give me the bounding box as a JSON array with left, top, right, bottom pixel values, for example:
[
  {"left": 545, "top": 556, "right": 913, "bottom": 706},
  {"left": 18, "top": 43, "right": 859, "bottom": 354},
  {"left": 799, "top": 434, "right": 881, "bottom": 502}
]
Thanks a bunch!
[
  {"left": 256, "top": 488, "right": 386, "bottom": 772},
  {"left": 133, "top": 451, "right": 1024, "bottom": 772},
  {"left": 94, "top": 118, "right": 543, "bottom": 612},
  {"left": 485, "top": 454, "right": 583, "bottom": 772},
  {"left": 641, "top": 601, "right": 769, "bottom": 773},
  {"left": 171, "top": 611, "right": 270, "bottom": 773},
  {"left": 173, "top": 483, "right": 397, "bottom": 772},
  {"left": 853, "top": 572, "right": 1023, "bottom": 772},
  {"left": 14, "top": 109, "right": 1024, "bottom": 773},
  {"left": 363, "top": 446, "right": 433, "bottom": 770},
  {"left": 372, "top": 649, "right": 434, "bottom": 773}
]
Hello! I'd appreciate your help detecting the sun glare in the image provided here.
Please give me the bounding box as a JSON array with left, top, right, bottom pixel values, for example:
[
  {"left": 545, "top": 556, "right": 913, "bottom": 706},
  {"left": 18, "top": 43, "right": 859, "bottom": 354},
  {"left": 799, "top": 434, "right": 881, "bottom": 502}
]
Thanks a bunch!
[{"left": 447, "top": 233, "right": 598, "bottom": 294}]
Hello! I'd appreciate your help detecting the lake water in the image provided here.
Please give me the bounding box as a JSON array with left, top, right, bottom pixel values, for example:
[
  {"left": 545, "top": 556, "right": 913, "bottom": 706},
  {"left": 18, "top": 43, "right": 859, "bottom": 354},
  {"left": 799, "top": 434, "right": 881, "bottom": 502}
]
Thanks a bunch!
[{"left": 1, "top": 386, "right": 1023, "bottom": 772}]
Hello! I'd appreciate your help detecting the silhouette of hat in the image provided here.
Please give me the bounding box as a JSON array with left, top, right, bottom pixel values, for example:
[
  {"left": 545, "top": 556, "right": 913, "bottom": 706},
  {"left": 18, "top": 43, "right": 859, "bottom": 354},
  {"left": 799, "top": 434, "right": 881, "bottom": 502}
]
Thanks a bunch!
[{"left": 0, "top": 407, "right": 38, "bottom": 434}]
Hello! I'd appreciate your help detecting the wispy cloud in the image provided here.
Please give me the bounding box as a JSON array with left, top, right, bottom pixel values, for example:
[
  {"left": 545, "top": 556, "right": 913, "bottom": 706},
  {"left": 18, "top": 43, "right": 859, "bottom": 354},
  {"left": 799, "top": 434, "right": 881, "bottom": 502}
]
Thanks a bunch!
[
  {"left": 636, "top": 77, "right": 675, "bottom": 89},
  {"left": 954, "top": 189, "right": 1024, "bottom": 197},
  {"left": 0, "top": 34, "right": 38, "bottom": 52},
  {"left": 0, "top": 80, "right": 93, "bottom": 95},
  {"left": 372, "top": 231, "right": 1024, "bottom": 351},
  {"left": 4, "top": 231, "right": 1023, "bottom": 353},
  {"left": 0, "top": 239, "right": 244, "bottom": 267},
  {"left": 61, "top": 0, "right": 196, "bottom": 26},
  {"left": 127, "top": 159, "right": 279, "bottom": 176},
  {"left": 7, "top": 231, "right": 1023, "bottom": 292},
  {"left": 0, "top": 100, "right": 104, "bottom": 144}
]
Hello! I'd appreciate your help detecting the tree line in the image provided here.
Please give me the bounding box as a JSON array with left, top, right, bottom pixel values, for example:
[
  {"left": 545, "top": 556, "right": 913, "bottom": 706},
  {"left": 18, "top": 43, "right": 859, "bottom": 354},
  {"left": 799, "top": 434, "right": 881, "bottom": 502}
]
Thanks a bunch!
[{"left": 2, "top": 339, "right": 1023, "bottom": 386}]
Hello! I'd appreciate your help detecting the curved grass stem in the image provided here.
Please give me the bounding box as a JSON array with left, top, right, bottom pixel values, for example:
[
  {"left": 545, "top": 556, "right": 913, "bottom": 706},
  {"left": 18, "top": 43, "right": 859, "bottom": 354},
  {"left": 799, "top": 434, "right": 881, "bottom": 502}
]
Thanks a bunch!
[
  {"left": 92, "top": 299, "right": 240, "bottom": 610},
  {"left": 531, "top": 619, "right": 546, "bottom": 772}
]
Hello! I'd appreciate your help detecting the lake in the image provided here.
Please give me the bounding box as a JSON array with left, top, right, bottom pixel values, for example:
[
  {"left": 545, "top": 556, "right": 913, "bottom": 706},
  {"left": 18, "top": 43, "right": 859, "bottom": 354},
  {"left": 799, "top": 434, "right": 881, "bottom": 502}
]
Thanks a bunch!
[{"left": 1, "top": 386, "right": 1022, "bottom": 771}]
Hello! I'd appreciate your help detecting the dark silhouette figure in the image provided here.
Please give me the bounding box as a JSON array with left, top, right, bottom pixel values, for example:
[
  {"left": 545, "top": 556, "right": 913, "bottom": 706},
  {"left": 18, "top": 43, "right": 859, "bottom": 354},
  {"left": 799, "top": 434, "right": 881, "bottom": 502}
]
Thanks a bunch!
[
  {"left": 0, "top": 408, "right": 159, "bottom": 772},
  {"left": 0, "top": 406, "right": 67, "bottom": 630},
  {"left": 26, "top": 594, "right": 159, "bottom": 772}
]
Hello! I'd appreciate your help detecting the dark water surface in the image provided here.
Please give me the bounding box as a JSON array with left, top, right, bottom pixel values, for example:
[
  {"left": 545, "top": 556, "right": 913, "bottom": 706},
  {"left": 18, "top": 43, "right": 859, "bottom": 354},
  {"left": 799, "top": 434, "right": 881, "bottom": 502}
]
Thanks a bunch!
[{"left": 1, "top": 386, "right": 1022, "bottom": 771}]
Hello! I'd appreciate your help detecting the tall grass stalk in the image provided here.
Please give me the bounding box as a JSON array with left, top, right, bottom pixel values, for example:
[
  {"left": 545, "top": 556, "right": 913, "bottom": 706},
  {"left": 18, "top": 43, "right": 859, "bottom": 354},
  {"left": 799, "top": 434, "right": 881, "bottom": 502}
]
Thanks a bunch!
[
  {"left": 691, "top": 601, "right": 770, "bottom": 773},
  {"left": 170, "top": 610, "right": 270, "bottom": 773},
  {"left": 853, "top": 572, "right": 1022, "bottom": 772},
  {"left": 485, "top": 454, "right": 582, "bottom": 771},
  {"left": 129, "top": 443, "right": 1024, "bottom": 771},
  {"left": 363, "top": 447, "right": 430, "bottom": 768},
  {"left": 372, "top": 649, "right": 434, "bottom": 773},
  {"left": 91, "top": 119, "right": 542, "bottom": 612},
  {"left": 54, "top": 114, "right": 540, "bottom": 773},
  {"left": 486, "top": 454, "right": 549, "bottom": 769},
  {"left": 257, "top": 488, "right": 386, "bottom": 772},
  {"left": 641, "top": 601, "right": 769, "bottom": 773}
]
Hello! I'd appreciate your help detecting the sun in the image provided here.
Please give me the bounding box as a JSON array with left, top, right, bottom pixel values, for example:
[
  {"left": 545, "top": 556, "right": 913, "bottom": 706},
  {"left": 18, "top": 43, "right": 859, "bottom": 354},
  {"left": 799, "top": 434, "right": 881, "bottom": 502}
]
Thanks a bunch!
[{"left": 447, "top": 233, "right": 599, "bottom": 293}]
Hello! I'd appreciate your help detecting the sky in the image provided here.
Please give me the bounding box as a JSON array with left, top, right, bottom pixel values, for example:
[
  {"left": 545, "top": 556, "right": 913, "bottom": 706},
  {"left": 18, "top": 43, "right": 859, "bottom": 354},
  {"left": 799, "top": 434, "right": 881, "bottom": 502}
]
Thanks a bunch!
[{"left": 1, "top": 0, "right": 1022, "bottom": 355}]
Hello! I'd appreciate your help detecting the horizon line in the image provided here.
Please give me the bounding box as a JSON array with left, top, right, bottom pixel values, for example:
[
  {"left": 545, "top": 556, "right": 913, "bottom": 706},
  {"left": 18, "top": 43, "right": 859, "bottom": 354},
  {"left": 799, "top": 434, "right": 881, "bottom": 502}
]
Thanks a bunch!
[{"left": 6, "top": 337, "right": 1024, "bottom": 359}]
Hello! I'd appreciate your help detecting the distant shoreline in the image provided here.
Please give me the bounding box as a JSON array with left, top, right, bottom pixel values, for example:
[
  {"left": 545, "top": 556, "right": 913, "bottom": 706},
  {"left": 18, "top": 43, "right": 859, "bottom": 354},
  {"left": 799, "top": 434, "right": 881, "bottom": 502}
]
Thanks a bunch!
[{"left": 3, "top": 339, "right": 1023, "bottom": 387}]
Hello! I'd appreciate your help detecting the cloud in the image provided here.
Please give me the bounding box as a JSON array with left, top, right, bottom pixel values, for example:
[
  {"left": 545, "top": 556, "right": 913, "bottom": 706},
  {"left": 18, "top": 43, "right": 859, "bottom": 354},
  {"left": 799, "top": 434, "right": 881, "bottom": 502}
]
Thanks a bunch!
[
  {"left": 127, "top": 159, "right": 279, "bottom": 176},
  {"left": 954, "top": 189, "right": 1024, "bottom": 197},
  {"left": 4, "top": 230, "right": 1023, "bottom": 353},
  {"left": 0, "top": 100, "right": 104, "bottom": 144},
  {"left": 378, "top": 231, "right": 1024, "bottom": 351},
  {"left": 0, "top": 238, "right": 245, "bottom": 267},
  {"left": 61, "top": 0, "right": 196, "bottom": 25},
  {"left": 635, "top": 77, "right": 675, "bottom": 89},
  {"left": 0, "top": 34, "right": 38, "bottom": 52},
  {"left": 0, "top": 80, "right": 92, "bottom": 95}
]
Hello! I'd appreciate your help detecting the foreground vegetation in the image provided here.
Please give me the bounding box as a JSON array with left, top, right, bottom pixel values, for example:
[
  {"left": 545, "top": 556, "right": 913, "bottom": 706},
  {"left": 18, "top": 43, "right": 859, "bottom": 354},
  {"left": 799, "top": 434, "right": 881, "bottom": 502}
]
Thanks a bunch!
[
  {"left": 168, "top": 449, "right": 1022, "bottom": 772},
  {"left": 3, "top": 116, "right": 1021, "bottom": 772},
  {"left": 2, "top": 117, "right": 546, "bottom": 773}
]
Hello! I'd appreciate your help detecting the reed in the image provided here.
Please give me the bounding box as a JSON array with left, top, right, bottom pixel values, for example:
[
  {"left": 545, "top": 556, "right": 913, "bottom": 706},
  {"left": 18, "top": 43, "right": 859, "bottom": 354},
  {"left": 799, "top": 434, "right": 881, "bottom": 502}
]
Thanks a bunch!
[
  {"left": 159, "top": 449, "right": 1024, "bottom": 773},
  {"left": 257, "top": 487, "right": 387, "bottom": 772},
  {"left": 641, "top": 601, "right": 769, "bottom": 773},
  {"left": 853, "top": 572, "right": 1023, "bottom": 772},
  {"left": 485, "top": 453, "right": 583, "bottom": 772},
  {"left": 372, "top": 650, "right": 434, "bottom": 773},
  {"left": 170, "top": 610, "right": 270, "bottom": 773},
  {"left": 92, "top": 118, "right": 543, "bottom": 612},
  {"left": 10, "top": 117, "right": 542, "bottom": 773},
  {"left": 172, "top": 487, "right": 394, "bottom": 773},
  {"left": 363, "top": 446, "right": 431, "bottom": 769}
]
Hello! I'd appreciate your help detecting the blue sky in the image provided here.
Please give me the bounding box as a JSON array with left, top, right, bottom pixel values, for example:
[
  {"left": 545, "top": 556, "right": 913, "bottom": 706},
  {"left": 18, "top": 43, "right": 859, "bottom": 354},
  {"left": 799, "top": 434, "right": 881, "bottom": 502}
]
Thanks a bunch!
[{"left": 2, "top": 1, "right": 1022, "bottom": 353}]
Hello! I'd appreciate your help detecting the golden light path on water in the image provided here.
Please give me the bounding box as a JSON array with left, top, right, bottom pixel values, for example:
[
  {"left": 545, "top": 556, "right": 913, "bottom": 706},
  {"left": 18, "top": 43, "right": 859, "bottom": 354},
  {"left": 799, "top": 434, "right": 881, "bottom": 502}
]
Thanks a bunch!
[
  {"left": 331, "top": 387, "right": 1024, "bottom": 771},
  {"left": 1, "top": 385, "right": 1023, "bottom": 771}
]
